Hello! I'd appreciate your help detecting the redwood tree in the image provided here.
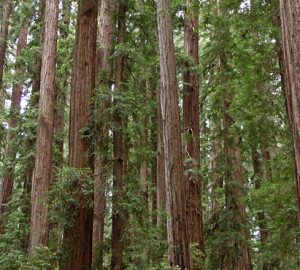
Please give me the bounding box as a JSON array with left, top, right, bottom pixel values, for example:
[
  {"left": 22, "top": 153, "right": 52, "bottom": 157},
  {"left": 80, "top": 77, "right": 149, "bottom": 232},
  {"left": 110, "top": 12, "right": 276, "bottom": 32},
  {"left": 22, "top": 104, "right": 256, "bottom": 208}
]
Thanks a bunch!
[
  {"left": 156, "top": 0, "right": 190, "bottom": 267},
  {"left": 110, "top": 2, "right": 126, "bottom": 269},
  {"left": 92, "top": 0, "right": 116, "bottom": 267},
  {"left": 279, "top": 0, "right": 300, "bottom": 224},
  {"left": 28, "top": 0, "right": 59, "bottom": 256},
  {"left": 0, "top": 0, "right": 11, "bottom": 92},
  {"left": 183, "top": 0, "right": 204, "bottom": 264},
  {"left": 62, "top": 0, "right": 98, "bottom": 268}
]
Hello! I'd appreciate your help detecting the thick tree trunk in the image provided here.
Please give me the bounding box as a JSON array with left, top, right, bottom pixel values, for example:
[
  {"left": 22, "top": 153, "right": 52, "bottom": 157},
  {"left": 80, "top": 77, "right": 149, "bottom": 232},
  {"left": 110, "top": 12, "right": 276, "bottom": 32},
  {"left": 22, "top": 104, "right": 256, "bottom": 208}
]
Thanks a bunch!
[
  {"left": 278, "top": 0, "right": 300, "bottom": 223},
  {"left": 0, "top": 0, "right": 11, "bottom": 92},
  {"left": 110, "top": 2, "right": 126, "bottom": 269},
  {"left": 156, "top": 0, "right": 190, "bottom": 268},
  {"left": 28, "top": 0, "right": 58, "bottom": 256},
  {"left": 92, "top": 0, "right": 116, "bottom": 267},
  {"left": 0, "top": 21, "right": 28, "bottom": 234},
  {"left": 183, "top": 1, "right": 204, "bottom": 266},
  {"left": 62, "top": 0, "right": 98, "bottom": 269}
]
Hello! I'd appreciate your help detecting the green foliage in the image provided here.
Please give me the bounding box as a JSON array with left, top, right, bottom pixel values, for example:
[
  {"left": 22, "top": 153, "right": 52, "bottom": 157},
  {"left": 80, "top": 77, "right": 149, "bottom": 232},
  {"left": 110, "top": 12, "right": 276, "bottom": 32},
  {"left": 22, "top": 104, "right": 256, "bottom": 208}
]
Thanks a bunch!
[{"left": 49, "top": 167, "right": 94, "bottom": 231}]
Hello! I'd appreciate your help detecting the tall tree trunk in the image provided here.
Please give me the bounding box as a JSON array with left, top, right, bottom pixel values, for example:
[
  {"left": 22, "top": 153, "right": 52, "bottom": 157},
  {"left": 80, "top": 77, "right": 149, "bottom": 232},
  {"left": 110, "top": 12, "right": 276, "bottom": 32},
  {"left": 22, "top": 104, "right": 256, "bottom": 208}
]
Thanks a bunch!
[
  {"left": 110, "top": 2, "right": 126, "bottom": 269},
  {"left": 0, "top": 0, "right": 11, "bottom": 92},
  {"left": 28, "top": 0, "right": 59, "bottom": 256},
  {"left": 53, "top": 0, "right": 71, "bottom": 168},
  {"left": 211, "top": 126, "right": 222, "bottom": 212},
  {"left": 156, "top": 0, "right": 190, "bottom": 267},
  {"left": 251, "top": 149, "right": 270, "bottom": 270},
  {"left": 151, "top": 74, "right": 158, "bottom": 226},
  {"left": 0, "top": 21, "right": 29, "bottom": 234},
  {"left": 183, "top": 1, "right": 204, "bottom": 266},
  {"left": 278, "top": 0, "right": 300, "bottom": 223},
  {"left": 156, "top": 86, "right": 166, "bottom": 233},
  {"left": 224, "top": 109, "right": 252, "bottom": 270},
  {"left": 62, "top": 0, "right": 98, "bottom": 269},
  {"left": 92, "top": 0, "right": 116, "bottom": 267}
]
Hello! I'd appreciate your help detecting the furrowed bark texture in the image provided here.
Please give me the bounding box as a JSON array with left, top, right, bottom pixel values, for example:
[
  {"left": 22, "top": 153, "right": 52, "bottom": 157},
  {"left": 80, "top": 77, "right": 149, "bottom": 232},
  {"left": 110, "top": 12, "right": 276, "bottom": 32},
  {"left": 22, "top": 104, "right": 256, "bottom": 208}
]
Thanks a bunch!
[
  {"left": 92, "top": 0, "right": 116, "bottom": 267},
  {"left": 28, "top": 0, "right": 58, "bottom": 256},
  {"left": 156, "top": 0, "right": 190, "bottom": 268},
  {"left": 0, "top": 22, "right": 28, "bottom": 234},
  {"left": 63, "top": 0, "right": 98, "bottom": 269},
  {"left": 110, "top": 2, "right": 126, "bottom": 269},
  {"left": 183, "top": 0, "right": 204, "bottom": 264},
  {"left": 279, "top": 0, "right": 300, "bottom": 223},
  {"left": 0, "top": 0, "right": 11, "bottom": 91},
  {"left": 156, "top": 87, "right": 166, "bottom": 232}
]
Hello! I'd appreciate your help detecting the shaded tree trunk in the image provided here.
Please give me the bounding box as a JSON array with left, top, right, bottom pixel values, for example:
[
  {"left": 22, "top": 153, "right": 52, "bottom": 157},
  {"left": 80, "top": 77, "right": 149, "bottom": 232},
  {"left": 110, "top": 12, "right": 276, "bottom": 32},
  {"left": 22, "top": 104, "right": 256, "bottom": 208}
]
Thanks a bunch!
[
  {"left": 156, "top": 0, "right": 190, "bottom": 267},
  {"left": 53, "top": 0, "right": 71, "bottom": 169},
  {"left": 156, "top": 86, "right": 166, "bottom": 234},
  {"left": 183, "top": 1, "right": 204, "bottom": 266},
  {"left": 211, "top": 127, "right": 222, "bottom": 212},
  {"left": 224, "top": 109, "right": 252, "bottom": 270},
  {"left": 28, "top": 0, "right": 59, "bottom": 256},
  {"left": 278, "top": 0, "right": 300, "bottom": 223},
  {"left": 110, "top": 2, "right": 126, "bottom": 269},
  {"left": 0, "top": 21, "right": 29, "bottom": 234},
  {"left": 62, "top": 0, "right": 98, "bottom": 269},
  {"left": 0, "top": 0, "right": 11, "bottom": 92},
  {"left": 151, "top": 73, "right": 158, "bottom": 226},
  {"left": 92, "top": 0, "right": 116, "bottom": 267},
  {"left": 251, "top": 149, "right": 270, "bottom": 270}
]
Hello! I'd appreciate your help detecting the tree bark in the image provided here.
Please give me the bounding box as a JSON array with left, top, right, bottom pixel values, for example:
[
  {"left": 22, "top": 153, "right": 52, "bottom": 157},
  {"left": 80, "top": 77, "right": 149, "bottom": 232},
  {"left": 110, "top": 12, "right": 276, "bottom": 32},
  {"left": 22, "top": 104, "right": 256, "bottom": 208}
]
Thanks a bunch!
[
  {"left": 0, "top": 0, "right": 11, "bottom": 92},
  {"left": 0, "top": 21, "right": 29, "bottom": 234},
  {"left": 62, "top": 0, "right": 98, "bottom": 269},
  {"left": 110, "top": 2, "right": 126, "bottom": 269},
  {"left": 224, "top": 109, "right": 252, "bottom": 270},
  {"left": 28, "top": 0, "right": 59, "bottom": 256},
  {"left": 183, "top": 1, "right": 204, "bottom": 266},
  {"left": 92, "top": 0, "right": 116, "bottom": 267},
  {"left": 156, "top": 0, "right": 190, "bottom": 267},
  {"left": 156, "top": 86, "right": 166, "bottom": 233},
  {"left": 278, "top": 0, "right": 300, "bottom": 224}
]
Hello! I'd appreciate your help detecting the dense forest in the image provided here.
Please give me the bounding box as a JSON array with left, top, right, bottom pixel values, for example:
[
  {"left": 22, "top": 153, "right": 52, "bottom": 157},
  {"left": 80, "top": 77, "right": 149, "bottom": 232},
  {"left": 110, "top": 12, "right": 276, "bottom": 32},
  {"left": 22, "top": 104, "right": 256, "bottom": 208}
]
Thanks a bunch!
[{"left": 0, "top": 0, "right": 299, "bottom": 269}]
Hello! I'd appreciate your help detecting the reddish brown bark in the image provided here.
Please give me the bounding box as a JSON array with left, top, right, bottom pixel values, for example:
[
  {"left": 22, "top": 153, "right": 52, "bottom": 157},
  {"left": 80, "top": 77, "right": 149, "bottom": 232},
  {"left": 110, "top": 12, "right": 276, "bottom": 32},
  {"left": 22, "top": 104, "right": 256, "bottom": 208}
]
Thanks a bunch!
[
  {"left": 62, "top": 0, "right": 98, "bottom": 269},
  {"left": 53, "top": 0, "right": 70, "bottom": 165},
  {"left": 92, "top": 0, "right": 116, "bottom": 267},
  {"left": 183, "top": 1, "right": 204, "bottom": 266},
  {"left": 225, "top": 135, "right": 252, "bottom": 270},
  {"left": 0, "top": 21, "right": 29, "bottom": 234},
  {"left": 110, "top": 2, "right": 126, "bottom": 269},
  {"left": 156, "top": 87, "right": 166, "bottom": 232},
  {"left": 156, "top": 0, "right": 190, "bottom": 267},
  {"left": 278, "top": 0, "right": 300, "bottom": 223},
  {"left": 28, "top": 0, "right": 59, "bottom": 256},
  {"left": 0, "top": 0, "right": 11, "bottom": 92}
]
